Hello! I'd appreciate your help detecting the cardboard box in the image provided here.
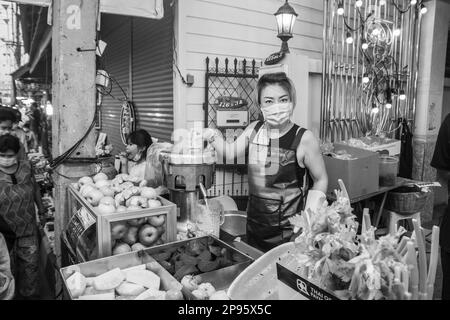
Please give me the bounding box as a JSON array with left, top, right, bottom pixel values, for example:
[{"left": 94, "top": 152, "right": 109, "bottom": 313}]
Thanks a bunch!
[{"left": 324, "top": 145, "right": 379, "bottom": 200}]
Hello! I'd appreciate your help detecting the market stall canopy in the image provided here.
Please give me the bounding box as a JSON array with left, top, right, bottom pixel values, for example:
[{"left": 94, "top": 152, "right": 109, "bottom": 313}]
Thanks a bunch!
[{"left": 9, "top": 0, "right": 164, "bottom": 19}]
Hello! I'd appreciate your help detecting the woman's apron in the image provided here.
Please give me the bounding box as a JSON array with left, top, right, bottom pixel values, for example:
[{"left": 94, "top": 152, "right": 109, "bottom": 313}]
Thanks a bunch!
[{"left": 246, "top": 122, "right": 307, "bottom": 252}]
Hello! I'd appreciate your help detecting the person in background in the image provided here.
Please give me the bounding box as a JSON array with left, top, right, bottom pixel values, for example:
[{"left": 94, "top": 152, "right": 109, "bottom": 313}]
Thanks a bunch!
[
  {"left": 0, "top": 134, "right": 45, "bottom": 299},
  {"left": 0, "top": 107, "right": 27, "bottom": 160},
  {"left": 22, "top": 123, "right": 38, "bottom": 153},
  {"left": 27, "top": 103, "right": 42, "bottom": 143},
  {"left": 0, "top": 232, "right": 15, "bottom": 300},
  {"left": 431, "top": 113, "right": 450, "bottom": 300},
  {"left": 119, "top": 129, "right": 154, "bottom": 181},
  {"left": 11, "top": 109, "right": 28, "bottom": 153},
  {"left": 203, "top": 72, "right": 328, "bottom": 252}
]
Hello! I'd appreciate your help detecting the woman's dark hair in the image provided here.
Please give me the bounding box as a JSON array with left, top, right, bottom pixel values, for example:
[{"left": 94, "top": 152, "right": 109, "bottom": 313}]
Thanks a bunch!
[
  {"left": 0, "top": 107, "right": 16, "bottom": 123},
  {"left": 0, "top": 134, "right": 20, "bottom": 154},
  {"left": 256, "top": 72, "right": 296, "bottom": 108},
  {"left": 127, "top": 129, "right": 153, "bottom": 161}
]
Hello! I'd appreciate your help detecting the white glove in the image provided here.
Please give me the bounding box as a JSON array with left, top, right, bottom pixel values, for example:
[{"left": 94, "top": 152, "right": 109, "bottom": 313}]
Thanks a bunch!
[{"left": 304, "top": 190, "right": 327, "bottom": 213}]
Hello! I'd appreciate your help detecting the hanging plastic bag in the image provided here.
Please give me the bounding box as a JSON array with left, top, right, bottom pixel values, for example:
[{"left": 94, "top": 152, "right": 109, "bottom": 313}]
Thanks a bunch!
[{"left": 145, "top": 142, "right": 173, "bottom": 188}]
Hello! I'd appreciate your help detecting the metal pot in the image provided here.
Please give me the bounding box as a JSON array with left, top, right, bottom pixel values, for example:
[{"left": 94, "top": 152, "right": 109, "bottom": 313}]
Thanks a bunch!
[{"left": 221, "top": 211, "right": 247, "bottom": 237}]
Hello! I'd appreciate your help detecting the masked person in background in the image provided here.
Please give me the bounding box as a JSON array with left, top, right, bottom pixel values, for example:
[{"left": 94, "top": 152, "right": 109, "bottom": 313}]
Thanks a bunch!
[
  {"left": 203, "top": 72, "right": 328, "bottom": 252},
  {"left": 22, "top": 123, "right": 38, "bottom": 153},
  {"left": 0, "top": 134, "right": 45, "bottom": 299},
  {"left": 0, "top": 232, "right": 15, "bottom": 300},
  {"left": 11, "top": 109, "right": 27, "bottom": 153},
  {"left": 0, "top": 107, "right": 26, "bottom": 160}
]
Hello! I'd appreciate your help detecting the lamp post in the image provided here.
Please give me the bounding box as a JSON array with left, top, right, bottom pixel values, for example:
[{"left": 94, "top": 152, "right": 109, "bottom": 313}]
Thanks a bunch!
[{"left": 274, "top": 0, "right": 298, "bottom": 54}]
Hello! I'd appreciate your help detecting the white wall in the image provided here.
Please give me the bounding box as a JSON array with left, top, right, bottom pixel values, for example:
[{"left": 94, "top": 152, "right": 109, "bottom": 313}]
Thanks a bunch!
[{"left": 174, "top": 0, "right": 324, "bottom": 131}]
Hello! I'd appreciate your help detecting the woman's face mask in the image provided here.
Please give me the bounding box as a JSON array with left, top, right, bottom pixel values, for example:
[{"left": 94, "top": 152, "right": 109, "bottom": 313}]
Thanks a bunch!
[
  {"left": 261, "top": 102, "right": 293, "bottom": 127},
  {"left": 260, "top": 85, "right": 294, "bottom": 128},
  {"left": 126, "top": 143, "right": 143, "bottom": 162},
  {"left": 0, "top": 152, "right": 17, "bottom": 168}
]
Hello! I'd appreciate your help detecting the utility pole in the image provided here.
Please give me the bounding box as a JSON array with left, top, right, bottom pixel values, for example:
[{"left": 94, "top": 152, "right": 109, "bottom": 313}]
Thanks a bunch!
[{"left": 52, "top": 0, "right": 98, "bottom": 268}]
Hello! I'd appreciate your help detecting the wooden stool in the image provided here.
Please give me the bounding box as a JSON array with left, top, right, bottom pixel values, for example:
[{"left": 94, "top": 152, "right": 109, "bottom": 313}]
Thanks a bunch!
[{"left": 388, "top": 210, "right": 421, "bottom": 235}]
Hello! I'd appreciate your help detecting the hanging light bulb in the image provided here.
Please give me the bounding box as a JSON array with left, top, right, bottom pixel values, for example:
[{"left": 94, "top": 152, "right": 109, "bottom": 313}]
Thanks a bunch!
[
  {"left": 393, "top": 28, "right": 401, "bottom": 37},
  {"left": 380, "top": 0, "right": 386, "bottom": 5},
  {"left": 355, "top": 0, "right": 363, "bottom": 8},
  {"left": 399, "top": 90, "right": 406, "bottom": 100},
  {"left": 346, "top": 32, "right": 354, "bottom": 44},
  {"left": 362, "top": 73, "right": 370, "bottom": 84},
  {"left": 372, "top": 106, "right": 380, "bottom": 114},
  {"left": 385, "top": 102, "right": 392, "bottom": 109},
  {"left": 361, "top": 39, "right": 369, "bottom": 50},
  {"left": 420, "top": 4, "right": 427, "bottom": 14},
  {"left": 410, "top": 0, "right": 417, "bottom": 5},
  {"left": 337, "top": 1, "right": 345, "bottom": 15}
]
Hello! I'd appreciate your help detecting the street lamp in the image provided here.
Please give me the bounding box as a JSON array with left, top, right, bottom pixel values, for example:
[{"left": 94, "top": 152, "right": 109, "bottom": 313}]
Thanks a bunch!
[{"left": 274, "top": 0, "right": 298, "bottom": 54}]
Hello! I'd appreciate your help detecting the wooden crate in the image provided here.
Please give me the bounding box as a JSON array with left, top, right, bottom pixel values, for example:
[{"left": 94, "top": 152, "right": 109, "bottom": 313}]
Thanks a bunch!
[{"left": 67, "top": 185, "right": 177, "bottom": 260}]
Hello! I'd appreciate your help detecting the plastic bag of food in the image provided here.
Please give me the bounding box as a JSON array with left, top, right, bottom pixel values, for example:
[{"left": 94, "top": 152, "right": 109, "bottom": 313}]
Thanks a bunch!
[{"left": 145, "top": 142, "right": 173, "bottom": 188}]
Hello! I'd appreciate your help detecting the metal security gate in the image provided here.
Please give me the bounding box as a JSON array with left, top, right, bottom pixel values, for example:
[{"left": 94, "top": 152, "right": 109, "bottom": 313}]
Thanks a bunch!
[{"left": 131, "top": 2, "right": 174, "bottom": 143}]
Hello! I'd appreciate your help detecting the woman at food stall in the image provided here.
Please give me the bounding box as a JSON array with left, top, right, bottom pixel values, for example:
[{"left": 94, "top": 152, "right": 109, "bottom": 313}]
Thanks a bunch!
[
  {"left": 0, "top": 107, "right": 26, "bottom": 160},
  {"left": 0, "top": 134, "right": 45, "bottom": 299},
  {"left": 203, "top": 72, "right": 328, "bottom": 251},
  {"left": 119, "top": 129, "right": 154, "bottom": 180}
]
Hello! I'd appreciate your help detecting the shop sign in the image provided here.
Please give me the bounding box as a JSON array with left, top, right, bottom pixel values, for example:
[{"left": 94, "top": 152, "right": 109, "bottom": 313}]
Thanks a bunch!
[
  {"left": 276, "top": 263, "right": 340, "bottom": 300},
  {"left": 264, "top": 51, "right": 285, "bottom": 66}
]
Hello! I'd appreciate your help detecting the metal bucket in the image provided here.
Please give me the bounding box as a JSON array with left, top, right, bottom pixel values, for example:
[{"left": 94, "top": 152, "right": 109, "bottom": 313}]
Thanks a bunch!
[{"left": 221, "top": 211, "right": 247, "bottom": 238}]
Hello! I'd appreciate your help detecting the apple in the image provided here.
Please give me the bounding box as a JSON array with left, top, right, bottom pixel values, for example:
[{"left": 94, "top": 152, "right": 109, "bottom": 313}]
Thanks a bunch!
[
  {"left": 97, "top": 203, "right": 116, "bottom": 215},
  {"left": 78, "top": 176, "right": 94, "bottom": 187},
  {"left": 80, "top": 184, "right": 96, "bottom": 198},
  {"left": 85, "top": 189, "right": 104, "bottom": 206},
  {"left": 128, "top": 218, "right": 146, "bottom": 227},
  {"left": 120, "top": 182, "right": 135, "bottom": 191},
  {"left": 131, "top": 243, "right": 147, "bottom": 251},
  {"left": 156, "top": 225, "right": 165, "bottom": 236},
  {"left": 95, "top": 179, "right": 111, "bottom": 189},
  {"left": 127, "top": 205, "right": 143, "bottom": 213},
  {"left": 72, "top": 183, "right": 80, "bottom": 191},
  {"left": 126, "top": 196, "right": 148, "bottom": 208},
  {"left": 111, "top": 222, "right": 128, "bottom": 240},
  {"left": 116, "top": 205, "right": 127, "bottom": 213},
  {"left": 99, "top": 196, "right": 116, "bottom": 206},
  {"left": 112, "top": 242, "right": 132, "bottom": 255},
  {"left": 115, "top": 193, "right": 125, "bottom": 207},
  {"left": 93, "top": 172, "right": 108, "bottom": 183},
  {"left": 148, "top": 215, "right": 166, "bottom": 227},
  {"left": 148, "top": 199, "right": 162, "bottom": 209},
  {"left": 138, "top": 224, "right": 159, "bottom": 247},
  {"left": 122, "top": 226, "right": 139, "bottom": 245},
  {"left": 165, "top": 290, "right": 184, "bottom": 300},
  {"left": 140, "top": 187, "right": 157, "bottom": 200},
  {"left": 99, "top": 186, "right": 115, "bottom": 197}
]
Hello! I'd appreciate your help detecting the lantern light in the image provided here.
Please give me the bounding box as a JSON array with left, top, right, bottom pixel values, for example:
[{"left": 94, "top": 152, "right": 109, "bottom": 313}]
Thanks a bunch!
[
  {"left": 361, "top": 39, "right": 369, "bottom": 50},
  {"left": 372, "top": 106, "right": 380, "bottom": 114},
  {"left": 337, "top": 2, "right": 345, "bottom": 15},
  {"left": 362, "top": 73, "right": 370, "bottom": 84},
  {"left": 399, "top": 90, "right": 406, "bottom": 100},
  {"left": 420, "top": 4, "right": 427, "bottom": 14},
  {"left": 274, "top": 0, "right": 298, "bottom": 54},
  {"left": 393, "top": 29, "right": 401, "bottom": 37},
  {"left": 410, "top": 0, "right": 417, "bottom": 5},
  {"left": 346, "top": 32, "right": 354, "bottom": 44},
  {"left": 380, "top": 0, "right": 386, "bottom": 5},
  {"left": 355, "top": 0, "right": 363, "bottom": 8}
]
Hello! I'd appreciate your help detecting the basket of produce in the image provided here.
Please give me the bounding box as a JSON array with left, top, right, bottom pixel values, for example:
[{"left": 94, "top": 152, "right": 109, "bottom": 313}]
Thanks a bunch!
[
  {"left": 147, "top": 236, "right": 253, "bottom": 300},
  {"left": 60, "top": 249, "right": 185, "bottom": 300},
  {"left": 385, "top": 185, "right": 428, "bottom": 215},
  {"left": 277, "top": 180, "right": 441, "bottom": 300}
]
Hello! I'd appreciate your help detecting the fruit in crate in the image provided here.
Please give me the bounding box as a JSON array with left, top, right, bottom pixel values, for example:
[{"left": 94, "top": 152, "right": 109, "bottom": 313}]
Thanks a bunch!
[
  {"left": 95, "top": 179, "right": 111, "bottom": 189},
  {"left": 131, "top": 243, "right": 147, "bottom": 251},
  {"left": 112, "top": 242, "right": 132, "bottom": 255},
  {"left": 85, "top": 189, "right": 104, "bottom": 206},
  {"left": 140, "top": 187, "right": 157, "bottom": 199},
  {"left": 97, "top": 196, "right": 116, "bottom": 214},
  {"left": 138, "top": 224, "right": 159, "bottom": 246},
  {"left": 78, "top": 176, "right": 94, "bottom": 187},
  {"left": 111, "top": 222, "right": 128, "bottom": 240},
  {"left": 127, "top": 217, "right": 146, "bottom": 227},
  {"left": 123, "top": 226, "right": 139, "bottom": 245},
  {"left": 126, "top": 196, "right": 148, "bottom": 208},
  {"left": 93, "top": 172, "right": 109, "bottom": 183},
  {"left": 148, "top": 199, "right": 162, "bottom": 208},
  {"left": 99, "top": 186, "right": 115, "bottom": 197},
  {"left": 149, "top": 215, "right": 166, "bottom": 227}
]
